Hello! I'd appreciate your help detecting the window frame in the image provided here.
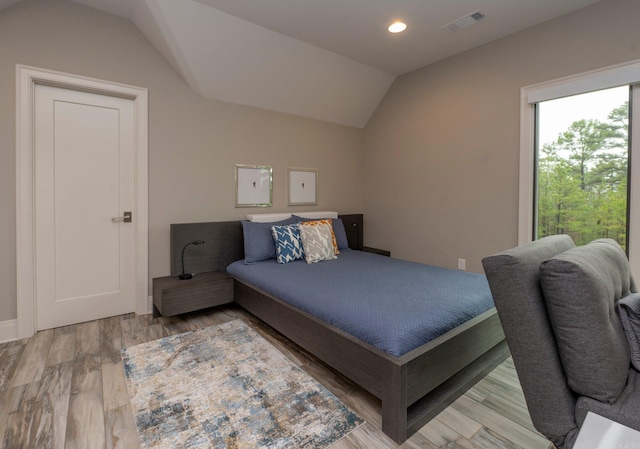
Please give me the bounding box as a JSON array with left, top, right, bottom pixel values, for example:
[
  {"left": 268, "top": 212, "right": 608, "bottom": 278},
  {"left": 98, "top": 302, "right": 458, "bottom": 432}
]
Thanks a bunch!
[{"left": 519, "top": 59, "right": 640, "bottom": 277}]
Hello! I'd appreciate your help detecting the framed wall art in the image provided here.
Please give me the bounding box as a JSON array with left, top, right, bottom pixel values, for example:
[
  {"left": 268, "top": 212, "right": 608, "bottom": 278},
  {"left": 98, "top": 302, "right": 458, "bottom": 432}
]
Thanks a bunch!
[
  {"left": 235, "top": 164, "right": 273, "bottom": 207},
  {"left": 288, "top": 168, "right": 317, "bottom": 206}
]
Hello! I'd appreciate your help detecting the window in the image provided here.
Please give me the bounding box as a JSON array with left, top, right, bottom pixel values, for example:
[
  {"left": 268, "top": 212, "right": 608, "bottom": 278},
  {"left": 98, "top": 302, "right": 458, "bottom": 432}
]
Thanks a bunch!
[
  {"left": 519, "top": 60, "right": 640, "bottom": 278},
  {"left": 535, "top": 86, "right": 629, "bottom": 248}
]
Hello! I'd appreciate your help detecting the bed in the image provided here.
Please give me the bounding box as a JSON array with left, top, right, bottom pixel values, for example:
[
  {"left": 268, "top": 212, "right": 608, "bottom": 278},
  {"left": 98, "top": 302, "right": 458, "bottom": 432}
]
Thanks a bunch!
[{"left": 170, "top": 213, "right": 507, "bottom": 444}]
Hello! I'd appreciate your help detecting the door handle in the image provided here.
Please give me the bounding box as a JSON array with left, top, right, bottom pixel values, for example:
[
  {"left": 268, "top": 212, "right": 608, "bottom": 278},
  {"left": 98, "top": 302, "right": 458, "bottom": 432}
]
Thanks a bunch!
[{"left": 112, "top": 211, "right": 132, "bottom": 223}]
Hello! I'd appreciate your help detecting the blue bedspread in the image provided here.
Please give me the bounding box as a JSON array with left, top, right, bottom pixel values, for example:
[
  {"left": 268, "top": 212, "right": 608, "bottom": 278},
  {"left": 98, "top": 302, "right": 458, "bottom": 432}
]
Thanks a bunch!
[{"left": 227, "top": 250, "right": 494, "bottom": 357}]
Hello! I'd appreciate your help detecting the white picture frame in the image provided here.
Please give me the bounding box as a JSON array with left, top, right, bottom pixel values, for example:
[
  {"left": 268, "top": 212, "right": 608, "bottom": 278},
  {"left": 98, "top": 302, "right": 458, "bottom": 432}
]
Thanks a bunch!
[
  {"left": 288, "top": 168, "right": 318, "bottom": 206},
  {"left": 235, "top": 164, "right": 273, "bottom": 207}
]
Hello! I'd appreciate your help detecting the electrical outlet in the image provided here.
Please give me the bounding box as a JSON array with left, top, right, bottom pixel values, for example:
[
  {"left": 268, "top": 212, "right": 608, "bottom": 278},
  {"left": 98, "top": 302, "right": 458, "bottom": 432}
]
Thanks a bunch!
[{"left": 458, "top": 258, "right": 466, "bottom": 270}]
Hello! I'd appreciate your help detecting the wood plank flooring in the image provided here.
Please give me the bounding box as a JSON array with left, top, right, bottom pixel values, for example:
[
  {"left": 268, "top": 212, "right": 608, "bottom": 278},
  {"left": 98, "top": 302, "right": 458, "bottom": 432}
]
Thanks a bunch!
[{"left": 0, "top": 305, "right": 554, "bottom": 449}]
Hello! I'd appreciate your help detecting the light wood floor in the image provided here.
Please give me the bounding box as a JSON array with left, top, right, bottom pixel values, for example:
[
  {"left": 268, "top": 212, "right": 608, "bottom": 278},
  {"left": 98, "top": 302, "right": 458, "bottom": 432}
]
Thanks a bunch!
[{"left": 0, "top": 305, "right": 554, "bottom": 449}]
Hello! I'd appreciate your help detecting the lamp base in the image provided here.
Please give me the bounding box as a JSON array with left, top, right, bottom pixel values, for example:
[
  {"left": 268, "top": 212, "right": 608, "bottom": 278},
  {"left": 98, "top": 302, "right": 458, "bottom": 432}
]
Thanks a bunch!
[{"left": 178, "top": 273, "right": 193, "bottom": 280}]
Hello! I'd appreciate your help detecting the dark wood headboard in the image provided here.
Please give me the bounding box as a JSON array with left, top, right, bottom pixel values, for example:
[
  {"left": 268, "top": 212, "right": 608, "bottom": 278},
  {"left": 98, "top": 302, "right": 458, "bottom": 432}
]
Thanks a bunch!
[
  {"left": 170, "top": 221, "right": 243, "bottom": 276},
  {"left": 170, "top": 214, "right": 363, "bottom": 276}
]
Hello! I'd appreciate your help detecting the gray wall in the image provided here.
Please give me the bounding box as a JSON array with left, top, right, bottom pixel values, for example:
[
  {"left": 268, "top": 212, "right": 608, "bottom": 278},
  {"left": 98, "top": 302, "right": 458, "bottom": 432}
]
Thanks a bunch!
[
  {"left": 363, "top": 0, "right": 640, "bottom": 273},
  {"left": 0, "top": 0, "right": 365, "bottom": 322},
  {"left": 4, "top": 0, "right": 640, "bottom": 323}
]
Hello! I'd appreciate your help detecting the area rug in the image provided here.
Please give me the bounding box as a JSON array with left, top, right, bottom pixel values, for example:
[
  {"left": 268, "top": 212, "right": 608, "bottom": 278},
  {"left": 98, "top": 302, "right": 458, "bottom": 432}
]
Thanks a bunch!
[{"left": 121, "top": 319, "right": 363, "bottom": 448}]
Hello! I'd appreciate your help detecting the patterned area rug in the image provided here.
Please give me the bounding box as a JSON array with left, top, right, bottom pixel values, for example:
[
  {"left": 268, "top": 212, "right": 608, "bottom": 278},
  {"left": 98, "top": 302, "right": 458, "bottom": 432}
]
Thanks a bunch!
[{"left": 122, "top": 320, "right": 363, "bottom": 448}]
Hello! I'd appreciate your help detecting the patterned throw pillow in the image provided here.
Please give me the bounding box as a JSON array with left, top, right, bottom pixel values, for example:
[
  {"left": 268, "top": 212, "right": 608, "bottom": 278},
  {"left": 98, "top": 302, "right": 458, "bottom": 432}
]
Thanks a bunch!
[
  {"left": 271, "top": 224, "right": 305, "bottom": 264},
  {"left": 300, "top": 219, "right": 340, "bottom": 254},
  {"left": 298, "top": 223, "right": 337, "bottom": 264}
]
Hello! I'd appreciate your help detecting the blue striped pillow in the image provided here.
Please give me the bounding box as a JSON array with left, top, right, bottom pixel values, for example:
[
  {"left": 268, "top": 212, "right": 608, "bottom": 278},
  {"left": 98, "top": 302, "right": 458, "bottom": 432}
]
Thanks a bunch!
[{"left": 271, "top": 224, "right": 305, "bottom": 264}]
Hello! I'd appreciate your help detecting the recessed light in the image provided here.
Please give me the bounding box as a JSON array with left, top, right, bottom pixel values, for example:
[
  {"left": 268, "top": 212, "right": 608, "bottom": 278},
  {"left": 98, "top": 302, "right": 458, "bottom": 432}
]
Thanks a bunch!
[{"left": 388, "top": 21, "right": 407, "bottom": 33}]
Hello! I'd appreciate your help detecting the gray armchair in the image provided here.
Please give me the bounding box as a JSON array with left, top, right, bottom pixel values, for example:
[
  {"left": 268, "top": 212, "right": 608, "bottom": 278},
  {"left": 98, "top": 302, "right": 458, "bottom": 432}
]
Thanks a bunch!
[{"left": 482, "top": 235, "right": 640, "bottom": 449}]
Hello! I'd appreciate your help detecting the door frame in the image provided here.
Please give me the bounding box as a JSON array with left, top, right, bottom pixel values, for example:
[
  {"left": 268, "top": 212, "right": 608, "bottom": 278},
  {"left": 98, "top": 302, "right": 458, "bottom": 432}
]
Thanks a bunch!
[{"left": 16, "top": 65, "right": 149, "bottom": 339}]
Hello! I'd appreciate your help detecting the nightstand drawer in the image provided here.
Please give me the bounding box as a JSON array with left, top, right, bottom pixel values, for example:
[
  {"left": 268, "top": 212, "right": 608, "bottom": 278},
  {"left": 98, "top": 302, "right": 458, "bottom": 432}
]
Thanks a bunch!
[
  {"left": 362, "top": 246, "right": 391, "bottom": 257},
  {"left": 153, "top": 271, "right": 234, "bottom": 317}
]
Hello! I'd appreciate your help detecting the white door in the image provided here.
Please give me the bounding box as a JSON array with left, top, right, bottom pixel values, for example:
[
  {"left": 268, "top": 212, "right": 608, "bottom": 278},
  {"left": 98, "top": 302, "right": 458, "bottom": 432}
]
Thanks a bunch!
[{"left": 34, "top": 84, "right": 136, "bottom": 330}]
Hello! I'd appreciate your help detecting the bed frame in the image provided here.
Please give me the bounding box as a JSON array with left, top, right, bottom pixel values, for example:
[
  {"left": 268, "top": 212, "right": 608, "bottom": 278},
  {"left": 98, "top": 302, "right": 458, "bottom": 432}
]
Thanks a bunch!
[{"left": 170, "top": 215, "right": 508, "bottom": 444}]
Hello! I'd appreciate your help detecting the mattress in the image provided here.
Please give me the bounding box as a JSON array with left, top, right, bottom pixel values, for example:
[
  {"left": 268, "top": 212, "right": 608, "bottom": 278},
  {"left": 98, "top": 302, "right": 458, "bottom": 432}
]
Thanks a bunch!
[{"left": 227, "top": 250, "right": 494, "bottom": 357}]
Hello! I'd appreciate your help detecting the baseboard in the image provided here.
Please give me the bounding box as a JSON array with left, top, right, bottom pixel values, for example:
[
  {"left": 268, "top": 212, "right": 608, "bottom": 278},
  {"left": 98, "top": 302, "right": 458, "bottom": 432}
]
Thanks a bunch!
[{"left": 0, "top": 319, "right": 18, "bottom": 344}]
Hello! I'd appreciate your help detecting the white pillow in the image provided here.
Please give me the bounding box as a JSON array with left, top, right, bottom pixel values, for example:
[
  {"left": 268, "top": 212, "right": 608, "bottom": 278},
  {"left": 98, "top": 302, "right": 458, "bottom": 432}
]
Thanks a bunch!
[{"left": 298, "top": 223, "right": 337, "bottom": 264}]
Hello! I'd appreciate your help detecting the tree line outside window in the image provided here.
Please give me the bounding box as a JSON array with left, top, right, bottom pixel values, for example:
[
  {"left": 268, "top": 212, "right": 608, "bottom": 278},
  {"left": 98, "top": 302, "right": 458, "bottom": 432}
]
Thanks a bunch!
[{"left": 536, "top": 90, "right": 629, "bottom": 249}]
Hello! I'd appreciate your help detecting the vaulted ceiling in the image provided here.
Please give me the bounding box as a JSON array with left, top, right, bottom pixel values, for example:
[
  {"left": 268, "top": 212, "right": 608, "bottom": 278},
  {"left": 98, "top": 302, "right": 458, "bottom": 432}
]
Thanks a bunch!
[{"left": 1, "top": 0, "right": 601, "bottom": 127}]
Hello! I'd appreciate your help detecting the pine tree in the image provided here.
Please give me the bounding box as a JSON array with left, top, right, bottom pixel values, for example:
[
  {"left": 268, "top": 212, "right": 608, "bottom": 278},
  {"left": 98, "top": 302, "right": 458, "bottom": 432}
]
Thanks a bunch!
[{"left": 537, "top": 103, "right": 628, "bottom": 248}]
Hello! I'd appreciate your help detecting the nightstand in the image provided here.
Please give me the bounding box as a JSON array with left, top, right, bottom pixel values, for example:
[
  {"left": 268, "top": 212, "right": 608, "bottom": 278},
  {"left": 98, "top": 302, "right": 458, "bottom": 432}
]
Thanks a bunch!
[
  {"left": 153, "top": 271, "right": 234, "bottom": 317},
  {"left": 362, "top": 246, "right": 391, "bottom": 257}
]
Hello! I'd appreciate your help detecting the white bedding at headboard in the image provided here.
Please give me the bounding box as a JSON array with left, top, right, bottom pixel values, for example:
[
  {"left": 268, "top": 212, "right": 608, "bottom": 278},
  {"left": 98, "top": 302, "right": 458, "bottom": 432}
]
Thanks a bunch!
[
  {"left": 246, "top": 211, "right": 338, "bottom": 222},
  {"left": 246, "top": 213, "right": 292, "bottom": 223}
]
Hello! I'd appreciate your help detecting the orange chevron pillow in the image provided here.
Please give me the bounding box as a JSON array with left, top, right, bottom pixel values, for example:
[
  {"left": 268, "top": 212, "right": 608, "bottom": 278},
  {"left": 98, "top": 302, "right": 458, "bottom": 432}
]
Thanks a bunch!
[{"left": 300, "top": 219, "right": 340, "bottom": 254}]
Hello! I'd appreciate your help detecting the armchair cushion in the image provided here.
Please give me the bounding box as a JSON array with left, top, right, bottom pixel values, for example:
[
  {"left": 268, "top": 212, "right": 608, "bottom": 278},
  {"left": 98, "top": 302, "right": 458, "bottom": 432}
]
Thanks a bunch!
[
  {"left": 617, "top": 293, "right": 640, "bottom": 372},
  {"left": 575, "top": 368, "right": 640, "bottom": 432},
  {"left": 539, "top": 239, "right": 631, "bottom": 403}
]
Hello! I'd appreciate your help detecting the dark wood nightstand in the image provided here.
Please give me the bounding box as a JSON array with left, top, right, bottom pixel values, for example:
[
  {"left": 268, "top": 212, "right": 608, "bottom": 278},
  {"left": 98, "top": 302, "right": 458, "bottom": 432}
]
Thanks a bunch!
[
  {"left": 152, "top": 271, "right": 234, "bottom": 317},
  {"left": 362, "top": 246, "right": 391, "bottom": 257}
]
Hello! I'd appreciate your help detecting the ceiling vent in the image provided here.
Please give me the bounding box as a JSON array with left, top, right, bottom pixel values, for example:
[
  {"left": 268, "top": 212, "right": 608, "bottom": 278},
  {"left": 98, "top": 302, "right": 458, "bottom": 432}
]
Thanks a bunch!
[{"left": 443, "top": 10, "right": 487, "bottom": 32}]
